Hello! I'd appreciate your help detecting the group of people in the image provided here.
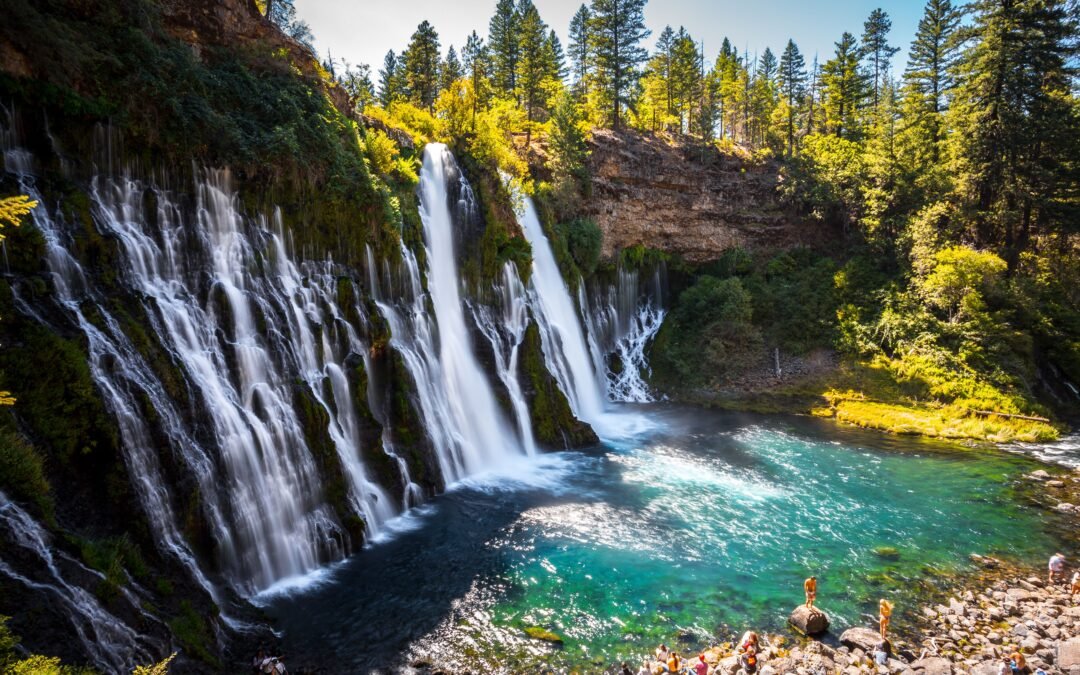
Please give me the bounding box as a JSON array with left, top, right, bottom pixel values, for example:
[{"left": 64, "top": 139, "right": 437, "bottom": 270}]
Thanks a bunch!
[
  {"left": 618, "top": 641, "right": 728, "bottom": 675},
  {"left": 251, "top": 648, "right": 288, "bottom": 674}
]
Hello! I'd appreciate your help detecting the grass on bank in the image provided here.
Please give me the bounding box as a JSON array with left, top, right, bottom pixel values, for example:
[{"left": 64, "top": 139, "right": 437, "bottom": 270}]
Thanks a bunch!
[{"left": 744, "top": 357, "right": 1060, "bottom": 443}]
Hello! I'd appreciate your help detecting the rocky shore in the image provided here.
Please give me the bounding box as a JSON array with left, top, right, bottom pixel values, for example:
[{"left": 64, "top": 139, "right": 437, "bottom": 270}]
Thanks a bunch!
[
  {"left": 655, "top": 565, "right": 1075, "bottom": 675},
  {"left": 653, "top": 465, "right": 1080, "bottom": 675}
]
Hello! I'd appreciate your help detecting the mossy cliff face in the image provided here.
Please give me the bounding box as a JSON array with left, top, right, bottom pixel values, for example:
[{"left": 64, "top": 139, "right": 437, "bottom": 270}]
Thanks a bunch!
[{"left": 520, "top": 323, "right": 599, "bottom": 448}]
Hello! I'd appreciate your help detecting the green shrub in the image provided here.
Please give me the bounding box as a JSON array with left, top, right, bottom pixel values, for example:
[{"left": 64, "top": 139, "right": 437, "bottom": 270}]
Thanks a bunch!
[
  {"left": 559, "top": 218, "right": 602, "bottom": 277},
  {"left": 0, "top": 425, "right": 53, "bottom": 522}
]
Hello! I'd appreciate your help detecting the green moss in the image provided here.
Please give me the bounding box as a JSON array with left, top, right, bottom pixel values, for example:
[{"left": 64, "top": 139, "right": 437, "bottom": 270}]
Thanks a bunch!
[
  {"left": 293, "top": 383, "right": 361, "bottom": 541},
  {"left": 345, "top": 357, "right": 400, "bottom": 500},
  {"left": 521, "top": 323, "right": 597, "bottom": 447},
  {"left": 77, "top": 534, "right": 149, "bottom": 603},
  {"left": 0, "top": 422, "right": 54, "bottom": 523},
  {"left": 456, "top": 151, "right": 533, "bottom": 286},
  {"left": 0, "top": 287, "right": 121, "bottom": 475},
  {"left": 168, "top": 600, "right": 220, "bottom": 668}
]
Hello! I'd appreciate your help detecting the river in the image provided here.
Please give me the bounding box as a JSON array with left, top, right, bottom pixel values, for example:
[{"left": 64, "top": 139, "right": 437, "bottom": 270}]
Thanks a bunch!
[{"left": 260, "top": 405, "right": 1060, "bottom": 672}]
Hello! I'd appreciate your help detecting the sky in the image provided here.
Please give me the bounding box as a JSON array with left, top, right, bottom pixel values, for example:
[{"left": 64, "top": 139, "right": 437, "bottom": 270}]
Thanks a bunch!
[{"left": 295, "top": 0, "right": 925, "bottom": 80}]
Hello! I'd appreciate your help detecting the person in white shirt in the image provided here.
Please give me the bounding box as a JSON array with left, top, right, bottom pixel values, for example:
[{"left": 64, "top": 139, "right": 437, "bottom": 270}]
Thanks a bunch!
[{"left": 1049, "top": 552, "right": 1066, "bottom": 584}]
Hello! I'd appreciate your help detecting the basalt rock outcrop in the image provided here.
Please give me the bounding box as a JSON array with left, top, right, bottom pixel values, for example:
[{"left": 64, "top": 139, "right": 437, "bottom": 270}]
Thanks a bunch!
[{"left": 583, "top": 129, "right": 832, "bottom": 263}]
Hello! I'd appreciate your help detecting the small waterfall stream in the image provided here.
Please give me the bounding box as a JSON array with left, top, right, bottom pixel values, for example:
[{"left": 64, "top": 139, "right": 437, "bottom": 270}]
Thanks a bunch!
[
  {"left": 517, "top": 197, "right": 608, "bottom": 424},
  {"left": 0, "top": 492, "right": 153, "bottom": 672}
]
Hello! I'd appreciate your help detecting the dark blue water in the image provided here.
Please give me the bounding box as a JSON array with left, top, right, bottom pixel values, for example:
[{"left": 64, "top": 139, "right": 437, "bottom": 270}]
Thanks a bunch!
[{"left": 260, "top": 406, "right": 1059, "bottom": 673}]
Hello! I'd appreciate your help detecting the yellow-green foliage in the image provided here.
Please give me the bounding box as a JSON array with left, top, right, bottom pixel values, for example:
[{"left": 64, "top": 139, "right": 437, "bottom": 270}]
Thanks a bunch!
[
  {"left": 827, "top": 398, "right": 1055, "bottom": 443},
  {"left": 434, "top": 78, "right": 474, "bottom": 140},
  {"left": 918, "top": 246, "right": 1007, "bottom": 322},
  {"left": 132, "top": 653, "right": 176, "bottom": 675},
  {"left": 811, "top": 357, "right": 1057, "bottom": 443},
  {"left": 0, "top": 196, "right": 35, "bottom": 242},
  {"left": 363, "top": 129, "right": 417, "bottom": 184},
  {"left": 467, "top": 98, "right": 528, "bottom": 181},
  {"left": 367, "top": 102, "right": 442, "bottom": 147},
  {"left": 0, "top": 616, "right": 96, "bottom": 674}
]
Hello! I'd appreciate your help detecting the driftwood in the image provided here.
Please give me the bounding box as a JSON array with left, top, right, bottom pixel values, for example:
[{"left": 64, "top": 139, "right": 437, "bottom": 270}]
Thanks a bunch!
[{"left": 972, "top": 410, "right": 1051, "bottom": 423}]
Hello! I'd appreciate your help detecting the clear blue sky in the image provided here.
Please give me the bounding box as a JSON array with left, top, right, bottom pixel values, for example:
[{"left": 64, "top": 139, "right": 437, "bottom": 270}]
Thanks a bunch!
[{"left": 296, "top": 0, "right": 925, "bottom": 79}]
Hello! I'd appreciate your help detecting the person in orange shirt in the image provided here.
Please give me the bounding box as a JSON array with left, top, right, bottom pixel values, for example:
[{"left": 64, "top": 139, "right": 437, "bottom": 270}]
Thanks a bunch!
[
  {"left": 879, "top": 599, "right": 894, "bottom": 639},
  {"left": 804, "top": 577, "right": 817, "bottom": 610}
]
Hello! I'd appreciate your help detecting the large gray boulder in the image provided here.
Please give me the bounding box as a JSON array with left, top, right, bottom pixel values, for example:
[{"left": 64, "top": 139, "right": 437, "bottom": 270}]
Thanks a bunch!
[
  {"left": 789, "top": 605, "right": 830, "bottom": 636},
  {"left": 1058, "top": 637, "right": 1080, "bottom": 673},
  {"left": 840, "top": 627, "right": 883, "bottom": 652}
]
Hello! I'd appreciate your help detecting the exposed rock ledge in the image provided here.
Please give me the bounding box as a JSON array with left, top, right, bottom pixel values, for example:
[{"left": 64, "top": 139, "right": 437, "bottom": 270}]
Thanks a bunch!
[{"left": 582, "top": 130, "right": 834, "bottom": 263}]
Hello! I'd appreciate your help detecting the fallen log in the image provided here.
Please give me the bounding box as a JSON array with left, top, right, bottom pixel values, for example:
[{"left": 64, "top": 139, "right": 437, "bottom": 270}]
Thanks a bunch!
[{"left": 972, "top": 410, "right": 1051, "bottom": 423}]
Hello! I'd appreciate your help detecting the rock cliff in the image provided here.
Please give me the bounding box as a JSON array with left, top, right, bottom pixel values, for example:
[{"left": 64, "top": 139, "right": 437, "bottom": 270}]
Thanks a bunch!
[{"left": 583, "top": 129, "right": 832, "bottom": 263}]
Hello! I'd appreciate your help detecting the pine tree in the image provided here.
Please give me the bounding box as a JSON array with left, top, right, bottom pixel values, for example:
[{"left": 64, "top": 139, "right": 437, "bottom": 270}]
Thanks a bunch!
[
  {"left": 862, "top": 8, "right": 900, "bottom": 110},
  {"left": 549, "top": 89, "right": 590, "bottom": 195},
  {"left": 822, "top": 32, "right": 868, "bottom": 139},
  {"left": 340, "top": 61, "right": 376, "bottom": 113},
  {"left": 463, "top": 31, "right": 491, "bottom": 126},
  {"left": 403, "top": 21, "right": 441, "bottom": 111},
  {"left": 547, "top": 29, "right": 568, "bottom": 82},
  {"left": 805, "top": 55, "right": 822, "bottom": 136},
  {"left": 588, "top": 0, "right": 651, "bottom": 129},
  {"left": 778, "top": 39, "right": 807, "bottom": 154},
  {"left": 654, "top": 26, "right": 677, "bottom": 122},
  {"left": 516, "top": 0, "right": 550, "bottom": 142},
  {"left": 949, "top": 0, "right": 1080, "bottom": 263},
  {"left": 714, "top": 38, "right": 738, "bottom": 138},
  {"left": 905, "top": 0, "right": 963, "bottom": 116},
  {"left": 264, "top": 0, "right": 314, "bottom": 49},
  {"left": 671, "top": 28, "right": 702, "bottom": 133},
  {"left": 568, "top": 4, "right": 592, "bottom": 99},
  {"left": 378, "top": 50, "right": 407, "bottom": 105},
  {"left": 489, "top": 0, "right": 520, "bottom": 98},
  {"left": 441, "top": 46, "right": 463, "bottom": 92},
  {"left": 757, "top": 47, "right": 778, "bottom": 83}
]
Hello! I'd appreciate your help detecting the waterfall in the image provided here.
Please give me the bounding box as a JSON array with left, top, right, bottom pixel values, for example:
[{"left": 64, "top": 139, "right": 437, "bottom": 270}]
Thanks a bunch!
[
  {"left": 471, "top": 262, "right": 536, "bottom": 456},
  {"left": 4, "top": 130, "right": 408, "bottom": 596},
  {"left": 368, "top": 144, "right": 529, "bottom": 483},
  {"left": 580, "top": 266, "right": 666, "bottom": 403},
  {"left": 0, "top": 492, "right": 152, "bottom": 672},
  {"left": 517, "top": 197, "right": 608, "bottom": 425},
  {"left": 517, "top": 196, "right": 666, "bottom": 417}
]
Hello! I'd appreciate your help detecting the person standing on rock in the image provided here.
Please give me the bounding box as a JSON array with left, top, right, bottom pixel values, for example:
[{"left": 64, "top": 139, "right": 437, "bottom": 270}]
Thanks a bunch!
[
  {"left": 1071, "top": 571, "right": 1080, "bottom": 597},
  {"left": 1048, "top": 552, "right": 1066, "bottom": 584},
  {"left": 804, "top": 576, "right": 817, "bottom": 610},
  {"left": 878, "top": 599, "right": 893, "bottom": 639}
]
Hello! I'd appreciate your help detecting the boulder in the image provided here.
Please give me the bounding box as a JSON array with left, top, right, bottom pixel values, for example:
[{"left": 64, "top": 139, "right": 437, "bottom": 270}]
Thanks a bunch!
[
  {"left": 1030, "top": 470, "right": 1051, "bottom": 480},
  {"left": 1047, "top": 480, "right": 1065, "bottom": 488},
  {"left": 840, "top": 627, "right": 883, "bottom": 653},
  {"left": 716, "top": 655, "right": 740, "bottom": 675},
  {"left": 910, "top": 657, "right": 953, "bottom": 675},
  {"left": 1058, "top": 637, "right": 1080, "bottom": 671},
  {"left": 789, "top": 605, "right": 830, "bottom": 636}
]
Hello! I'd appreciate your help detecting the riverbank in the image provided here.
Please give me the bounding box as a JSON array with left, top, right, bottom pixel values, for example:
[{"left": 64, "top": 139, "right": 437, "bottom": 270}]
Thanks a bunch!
[
  {"left": 676, "top": 355, "right": 1062, "bottom": 445},
  {"left": 625, "top": 560, "right": 1078, "bottom": 675}
]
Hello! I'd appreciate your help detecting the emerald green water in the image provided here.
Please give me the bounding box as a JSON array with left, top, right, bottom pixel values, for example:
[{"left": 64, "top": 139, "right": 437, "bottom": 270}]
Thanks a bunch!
[{"left": 263, "top": 407, "right": 1060, "bottom": 672}]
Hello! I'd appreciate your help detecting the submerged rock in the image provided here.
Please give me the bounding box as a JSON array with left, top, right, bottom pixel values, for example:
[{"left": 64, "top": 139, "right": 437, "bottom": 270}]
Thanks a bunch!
[
  {"left": 789, "top": 605, "right": 830, "bottom": 636},
  {"left": 523, "top": 626, "right": 564, "bottom": 644}
]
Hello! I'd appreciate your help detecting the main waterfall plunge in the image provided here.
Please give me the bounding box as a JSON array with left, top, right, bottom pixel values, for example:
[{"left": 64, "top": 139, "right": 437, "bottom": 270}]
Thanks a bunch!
[{"left": 0, "top": 138, "right": 665, "bottom": 670}]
